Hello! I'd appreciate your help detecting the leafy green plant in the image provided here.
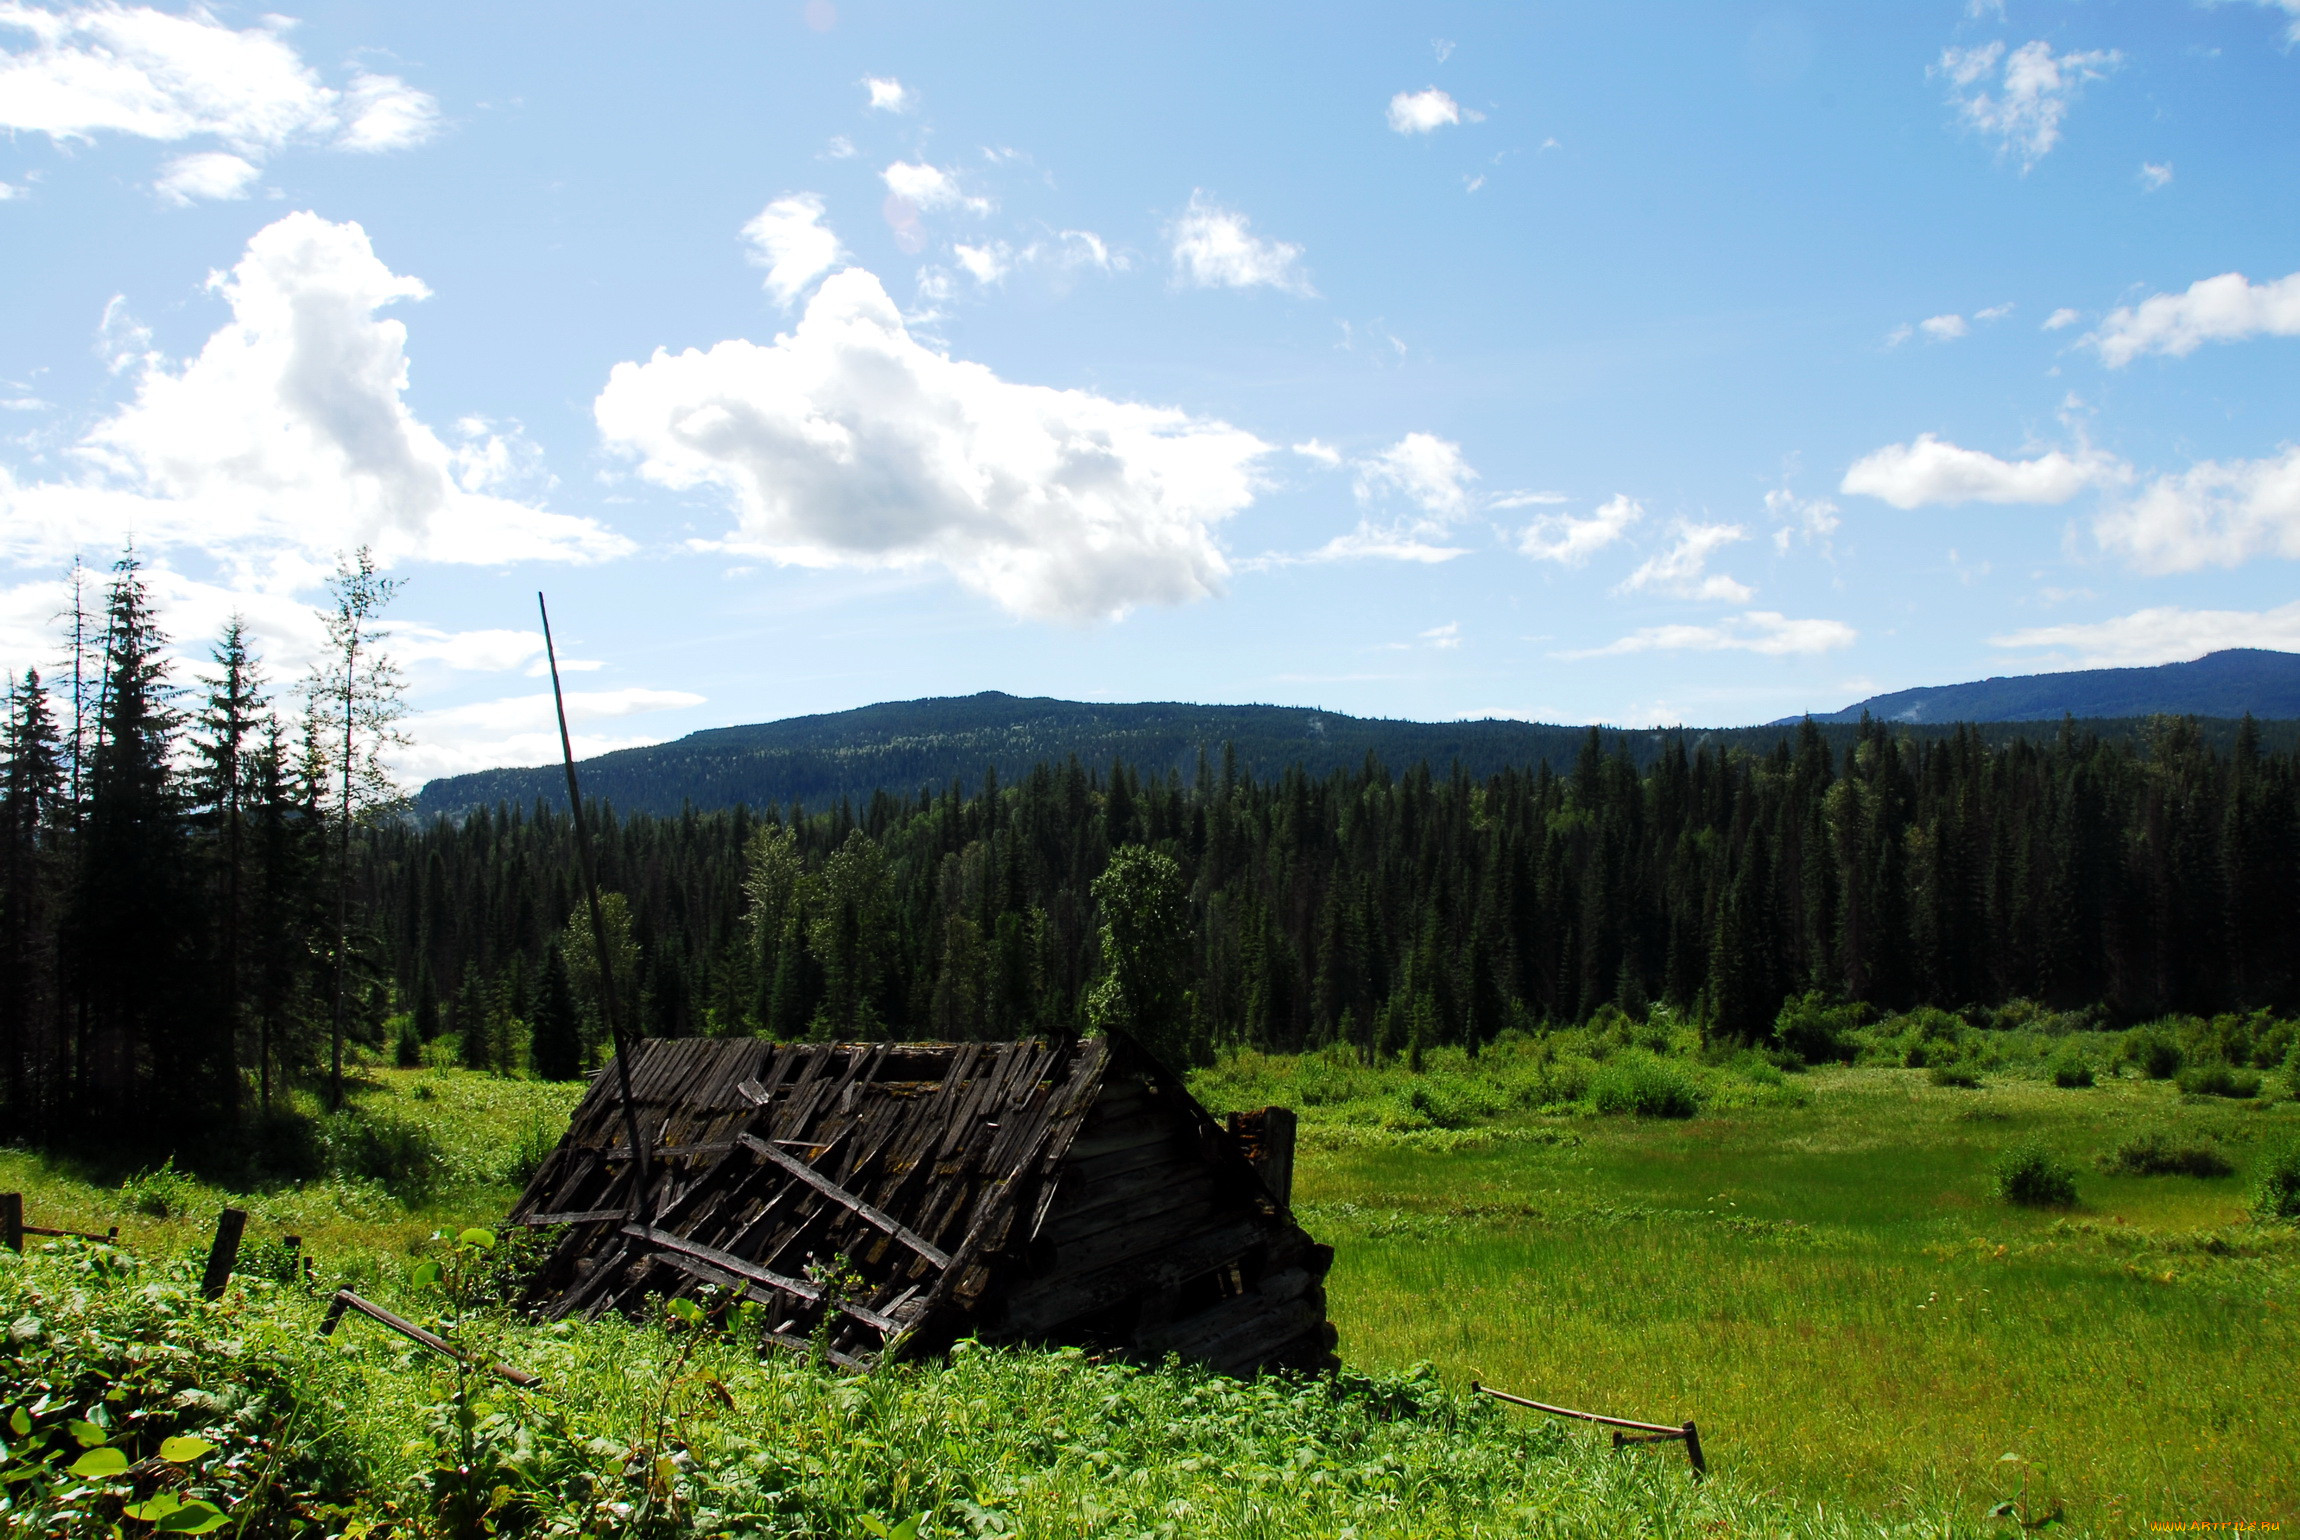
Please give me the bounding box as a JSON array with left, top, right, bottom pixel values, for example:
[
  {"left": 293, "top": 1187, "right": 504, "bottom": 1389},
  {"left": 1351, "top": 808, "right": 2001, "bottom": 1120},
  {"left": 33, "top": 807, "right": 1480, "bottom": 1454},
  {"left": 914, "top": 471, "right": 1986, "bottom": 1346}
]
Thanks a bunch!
[
  {"left": 1997, "top": 1142, "right": 2079, "bottom": 1208},
  {"left": 121, "top": 1158, "right": 201, "bottom": 1219},
  {"left": 2047, "top": 1048, "right": 2095, "bottom": 1088},
  {"left": 316, "top": 1106, "right": 447, "bottom": 1198},
  {"left": 1589, "top": 1051, "right": 1703, "bottom": 1118},
  {"left": 1928, "top": 1060, "right": 1984, "bottom": 1089},
  {"left": 2122, "top": 1026, "right": 2182, "bottom": 1080},
  {"left": 2176, "top": 1063, "right": 2261, "bottom": 1099},
  {"left": 2254, "top": 1140, "right": 2300, "bottom": 1221},
  {"left": 2100, "top": 1130, "right": 2235, "bottom": 1178},
  {"left": 1772, "top": 992, "right": 1861, "bottom": 1066}
]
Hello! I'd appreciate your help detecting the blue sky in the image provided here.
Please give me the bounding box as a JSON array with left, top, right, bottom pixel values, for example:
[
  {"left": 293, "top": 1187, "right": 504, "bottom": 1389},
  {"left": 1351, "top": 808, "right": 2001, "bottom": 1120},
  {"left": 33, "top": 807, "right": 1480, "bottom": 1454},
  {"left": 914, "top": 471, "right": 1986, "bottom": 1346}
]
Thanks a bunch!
[{"left": 4, "top": 1, "right": 2299, "bottom": 780}]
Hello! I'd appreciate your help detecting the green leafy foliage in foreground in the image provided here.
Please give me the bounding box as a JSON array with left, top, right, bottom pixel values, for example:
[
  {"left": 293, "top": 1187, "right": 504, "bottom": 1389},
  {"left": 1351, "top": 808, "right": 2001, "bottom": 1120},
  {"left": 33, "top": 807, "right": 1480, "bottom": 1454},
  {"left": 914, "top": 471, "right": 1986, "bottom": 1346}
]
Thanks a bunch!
[{"left": 0, "top": 1240, "right": 1963, "bottom": 1540}]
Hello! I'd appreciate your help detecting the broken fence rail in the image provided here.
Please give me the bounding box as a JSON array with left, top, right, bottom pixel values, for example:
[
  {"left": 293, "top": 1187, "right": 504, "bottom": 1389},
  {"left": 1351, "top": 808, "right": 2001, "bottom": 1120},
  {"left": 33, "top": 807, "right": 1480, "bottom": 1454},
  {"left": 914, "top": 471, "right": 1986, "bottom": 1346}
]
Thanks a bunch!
[
  {"left": 320, "top": 1289, "right": 541, "bottom": 1389},
  {"left": 1471, "top": 1381, "right": 1706, "bottom": 1477},
  {"left": 1, "top": 1192, "right": 118, "bottom": 1250}
]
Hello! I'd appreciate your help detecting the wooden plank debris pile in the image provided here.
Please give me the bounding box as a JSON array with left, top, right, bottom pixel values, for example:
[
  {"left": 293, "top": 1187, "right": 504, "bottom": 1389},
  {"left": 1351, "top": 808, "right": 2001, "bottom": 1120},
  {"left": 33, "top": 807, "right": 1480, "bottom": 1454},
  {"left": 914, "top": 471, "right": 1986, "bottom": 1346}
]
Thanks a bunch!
[{"left": 508, "top": 1032, "right": 1336, "bottom": 1376}]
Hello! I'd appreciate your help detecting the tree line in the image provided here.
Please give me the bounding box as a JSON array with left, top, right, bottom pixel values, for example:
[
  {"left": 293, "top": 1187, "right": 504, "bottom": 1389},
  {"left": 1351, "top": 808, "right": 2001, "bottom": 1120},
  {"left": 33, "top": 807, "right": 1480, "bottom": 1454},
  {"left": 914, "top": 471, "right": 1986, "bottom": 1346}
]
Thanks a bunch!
[
  {"left": 10, "top": 544, "right": 2297, "bottom": 1155},
  {"left": 361, "top": 714, "right": 2299, "bottom": 1079},
  {"left": 0, "top": 549, "right": 406, "bottom": 1149}
]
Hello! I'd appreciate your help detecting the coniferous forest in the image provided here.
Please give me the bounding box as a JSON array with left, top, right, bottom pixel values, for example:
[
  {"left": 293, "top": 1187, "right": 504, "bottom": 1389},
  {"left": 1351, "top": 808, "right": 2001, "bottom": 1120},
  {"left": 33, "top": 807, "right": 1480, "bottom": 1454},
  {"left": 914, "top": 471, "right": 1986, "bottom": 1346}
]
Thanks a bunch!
[
  {"left": 358, "top": 711, "right": 2300, "bottom": 1081},
  {"left": 7, "top": 549, "right": 2300, "bottom": 1152}
]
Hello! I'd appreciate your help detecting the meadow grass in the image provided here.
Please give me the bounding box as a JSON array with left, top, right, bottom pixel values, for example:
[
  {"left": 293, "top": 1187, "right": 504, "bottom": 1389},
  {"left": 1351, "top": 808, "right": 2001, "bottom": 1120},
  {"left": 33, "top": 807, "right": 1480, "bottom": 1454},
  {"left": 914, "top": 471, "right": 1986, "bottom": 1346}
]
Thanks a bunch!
[
  {"left": 5, "top": 1045, "right": 2296, "bottom": 1534},
  {"left": 1235, "top": 1065, "right": 2300, "bottom": 1532}
]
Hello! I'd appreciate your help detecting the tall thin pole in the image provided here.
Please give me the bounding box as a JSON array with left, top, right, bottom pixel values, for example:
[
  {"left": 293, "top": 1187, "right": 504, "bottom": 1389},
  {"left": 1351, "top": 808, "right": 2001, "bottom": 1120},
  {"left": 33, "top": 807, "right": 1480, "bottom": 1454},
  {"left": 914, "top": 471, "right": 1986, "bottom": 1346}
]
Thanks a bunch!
[{"left": 538, "top": 594, "right": 653, "bottom": 1224}]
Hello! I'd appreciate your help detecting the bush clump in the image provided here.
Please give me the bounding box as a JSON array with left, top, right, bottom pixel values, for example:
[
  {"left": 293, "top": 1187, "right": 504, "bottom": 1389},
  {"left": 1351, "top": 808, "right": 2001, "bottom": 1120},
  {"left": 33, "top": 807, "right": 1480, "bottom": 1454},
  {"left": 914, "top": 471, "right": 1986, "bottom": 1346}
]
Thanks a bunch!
[
  {"left": 1772, "top": 992, "right": 1861, "bottom": 1065},
  {"left": 2176, "top": 1063, "right": 2262, "bottom": 1099},
  {"left": 1589, "top": 1051, "right": 1703, "bottom": 1118},
  {"left": 1928, "top": 1060, "right": 1984, "bottom": 1089},
  {"left": 2099, "top": 1129, "right": 2234, "bottom": 1178},
  {"left": 1997, "top": 1141, "right": 2079, "bottom": 1208},
  {"left": 2255, "top": 1140, "right": 2300, "bottom": 1221},
  {"left": 2048, "top": 1048, "right": 2096, "bottom": 1088},
  {"left": 2122, "top": 1027, "right": 2183, "bottom": 1080},
  {"left": 316, "top": 1107, "right": 447, "bottom": 1198}
]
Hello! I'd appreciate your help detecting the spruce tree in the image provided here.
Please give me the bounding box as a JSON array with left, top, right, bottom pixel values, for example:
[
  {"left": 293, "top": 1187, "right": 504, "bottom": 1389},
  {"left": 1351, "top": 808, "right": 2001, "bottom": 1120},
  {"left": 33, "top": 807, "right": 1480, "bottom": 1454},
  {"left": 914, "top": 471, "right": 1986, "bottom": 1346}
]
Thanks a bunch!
[
  {"left": 532, "top": 943, "right": 583, "bottom": 1080},
  {"left": 193, "top": 617, "right": 266, "bottom": 1113},
  {"left": 1, "top": 671, "right": 65, "bottom": 1129}
]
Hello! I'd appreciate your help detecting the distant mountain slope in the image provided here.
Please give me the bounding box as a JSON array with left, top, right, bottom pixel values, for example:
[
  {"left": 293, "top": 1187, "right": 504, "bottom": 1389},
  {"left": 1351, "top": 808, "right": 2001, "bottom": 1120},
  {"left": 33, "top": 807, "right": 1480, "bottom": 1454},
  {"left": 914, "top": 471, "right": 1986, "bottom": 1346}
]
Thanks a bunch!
[
  {"left": 411, "top": 688, "right": 2299, "bottom": 820},
  {"left": 1789, "top": 649, "right": 2300, "bottom": 725}
]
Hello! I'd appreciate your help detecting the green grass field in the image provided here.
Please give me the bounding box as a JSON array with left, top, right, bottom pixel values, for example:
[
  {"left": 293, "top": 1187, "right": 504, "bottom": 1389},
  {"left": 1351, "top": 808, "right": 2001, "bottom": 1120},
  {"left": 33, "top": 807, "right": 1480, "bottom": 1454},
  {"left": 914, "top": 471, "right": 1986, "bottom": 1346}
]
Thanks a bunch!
[
  {"left": 1195, "top": 1049, "right": 2300, "bottom": 1533},
  {"left": 4, "top": 1034, "right": 2297, "bottom": 1535}
]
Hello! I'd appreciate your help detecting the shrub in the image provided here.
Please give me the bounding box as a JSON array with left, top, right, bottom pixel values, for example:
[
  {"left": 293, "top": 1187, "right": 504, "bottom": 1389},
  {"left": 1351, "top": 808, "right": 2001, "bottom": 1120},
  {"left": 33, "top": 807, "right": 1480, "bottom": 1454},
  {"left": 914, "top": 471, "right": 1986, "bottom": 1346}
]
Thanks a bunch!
[
  {"left": 1772, "top": 992, "right": 1860, "bottom": 1065},
  {"left": 2122, "top": 1026, "right": 2182, "bottom": 1080},
  {"left": 316, "top": 1107, "right": 446, "bottom": 1198},
  {"left": 2175, "top": 1063, "right": 2261, "bottom": 1099},
  {"left": 2099, "top": 1129, "right": 2234, "bottom": 1178},
  {"left": 1997, "top": 1142, "right": 2079, "bottom": 1208},
  {"left": 2048, "top": 1048, "right": 2096, "bottom": 1088},
  {"left": 2255, "top": 1140, "right": 2300, "bottom": 1221},
  {"left": 120, "top": 1157, "right": 201, "bottom": 1218},
  {"left": 1928, "top": 1060, "right": 1984, "bottom": 1088},
  {"left": 1589, "top": 1051, "right": 1703, "bottom": 1118}
]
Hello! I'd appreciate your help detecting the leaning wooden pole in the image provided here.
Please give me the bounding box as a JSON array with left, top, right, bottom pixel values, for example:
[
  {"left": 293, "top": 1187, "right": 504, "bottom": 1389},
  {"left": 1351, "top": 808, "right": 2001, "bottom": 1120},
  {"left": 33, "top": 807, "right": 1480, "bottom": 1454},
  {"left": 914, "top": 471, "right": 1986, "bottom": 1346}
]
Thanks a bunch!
[{"left": 538, "top": 593, "right": 654, "bottom": 1227}]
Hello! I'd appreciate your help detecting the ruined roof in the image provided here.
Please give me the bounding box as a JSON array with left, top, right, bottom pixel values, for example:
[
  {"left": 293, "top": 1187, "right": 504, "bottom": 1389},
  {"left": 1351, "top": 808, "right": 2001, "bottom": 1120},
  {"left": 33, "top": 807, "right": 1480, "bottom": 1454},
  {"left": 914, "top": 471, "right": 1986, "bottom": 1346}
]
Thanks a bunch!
[{"left": 510, "top": 1033, "right": 1332, "bottom": 1375}]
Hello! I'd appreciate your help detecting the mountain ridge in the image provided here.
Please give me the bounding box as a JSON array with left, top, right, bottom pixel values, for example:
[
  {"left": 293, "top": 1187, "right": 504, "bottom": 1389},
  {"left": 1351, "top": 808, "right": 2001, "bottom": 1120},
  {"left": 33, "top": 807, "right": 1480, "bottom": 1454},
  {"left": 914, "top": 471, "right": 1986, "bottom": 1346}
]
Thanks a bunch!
[
  {"left": 413, "top": 661, "right": 2300, "bottom": 819},
  {"left": 1781, "top": 648, "right": 2300, "bottom": 726}
]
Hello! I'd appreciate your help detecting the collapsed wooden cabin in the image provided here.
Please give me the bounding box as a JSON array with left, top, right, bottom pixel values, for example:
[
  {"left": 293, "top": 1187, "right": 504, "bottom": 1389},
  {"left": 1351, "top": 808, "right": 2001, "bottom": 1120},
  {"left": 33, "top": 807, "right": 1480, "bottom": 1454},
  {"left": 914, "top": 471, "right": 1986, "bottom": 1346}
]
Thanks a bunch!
[{"left": 508, "top": 1032, "right": 1335, "bottom": 1376}]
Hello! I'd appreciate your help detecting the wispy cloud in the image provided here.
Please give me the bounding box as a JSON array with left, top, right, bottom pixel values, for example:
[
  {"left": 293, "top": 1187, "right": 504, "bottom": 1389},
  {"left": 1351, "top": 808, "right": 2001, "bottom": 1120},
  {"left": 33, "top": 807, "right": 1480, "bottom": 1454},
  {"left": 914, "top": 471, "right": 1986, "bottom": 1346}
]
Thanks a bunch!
[
  {"left": 1518, "top": 495, "right": 1641, "bottom": 566},
  {"left": 1563, "top": 611, "right": 1856, "bottom": 658},
  {"left": 0, "top": 2, "right": 436, "bottom": 200},
  {"left": 1935, "top": 39, "right": 2119, "bottom": 171},
  {"left": 1992, "top": 599, "right": 2300, "bottom": 666},
  {"left": 1616, "top": 522, "right": 1753, "bottom": 602},
  {"left": 1168, "top": 192, "right": 1312, "bottom": 294}
]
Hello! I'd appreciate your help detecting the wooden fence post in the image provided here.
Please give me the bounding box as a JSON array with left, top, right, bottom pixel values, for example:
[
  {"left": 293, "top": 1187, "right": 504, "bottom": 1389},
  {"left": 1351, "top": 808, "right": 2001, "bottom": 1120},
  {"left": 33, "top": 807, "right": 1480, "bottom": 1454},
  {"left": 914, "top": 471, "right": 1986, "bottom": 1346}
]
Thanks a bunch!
[
  {"left": 1681, "top": 1422, "right": 1706, "bottom": 1478},
  {"left": 200, "top": 1207, "right": 247, "bottom": 1301},
  {"left": 1260, "top": 1106, "right": 1296, "bottom": 1209},
  {"left": 1, "top": 1192, "right": 20, "bottom": 1253}
]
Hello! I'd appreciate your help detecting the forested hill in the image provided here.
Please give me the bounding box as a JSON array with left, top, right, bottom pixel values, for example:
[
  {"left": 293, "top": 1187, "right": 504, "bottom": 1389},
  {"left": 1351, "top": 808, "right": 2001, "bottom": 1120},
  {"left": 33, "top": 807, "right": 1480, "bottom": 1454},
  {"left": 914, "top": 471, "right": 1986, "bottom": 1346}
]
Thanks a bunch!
[
  {"left": 410, "top": 690, "right": 2297, "bottom": 819},
  {"left": 1791, "top": 648, "right": 2300, "bottom": 725}
]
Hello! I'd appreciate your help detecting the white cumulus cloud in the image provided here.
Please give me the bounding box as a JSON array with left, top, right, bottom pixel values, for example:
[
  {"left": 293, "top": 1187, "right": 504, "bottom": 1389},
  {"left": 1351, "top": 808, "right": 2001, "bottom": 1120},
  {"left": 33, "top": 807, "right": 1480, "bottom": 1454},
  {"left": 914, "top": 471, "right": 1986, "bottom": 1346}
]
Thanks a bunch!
[
  {"left": 741, "top": 193, "right": 843, "bottom": 307},
  {"left": 1920, "top": 313, "right": 1969, "bottom": 341},
  {"left": 1992, "top": 600, "right": 2300, "bottom": 667},
  {"left": 1840, "top": 432, "right": 2123, "bottom": 508},
  {"left": 0, "top": 2, "right": 437, "bottom": 194},
  {"left": 1386, "top": 87, "right": 1461, "bottom": 134},
  {"left": 1565, "top": 611, "right": 1857, "bottom": 659},
  {"left": 953, "top": 242, "right": 1008, "bottom": 285},
  {"left": 1616, "top": 522, "right": 1753, "bottom": 602},
  {"left": 2090, "top": 269, "right": 2300, "bottom": 366},
  {"left": 863, "top": 76, "right": 911, "bottom": 112},
  {"left": 2044, "top": 307, "right": 2082, "bottom": 330},
  {"left": 0, "top": 211, "right": 627, "bottom": 575},
  {"left": 1518, "top": 494, "right": 1642, "bottom": 565},
  {"left": 2093, "top": 444, "right": 2300, "bottom": 572},
  {"left": 1936, "top": 39, "right": 2118, "bottom": 171},
  {"left": 593, "top": 267, "right": 1270, "bottom": 624},
  {"left": 1168, "top": 192, "right": 1311, "bottom": 294},
  {"left": 154, "top": 148, "right": 255, "bottom": 204},
  {"left": 881, "top": 159, "right": 988, "bottom": 215}
]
